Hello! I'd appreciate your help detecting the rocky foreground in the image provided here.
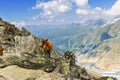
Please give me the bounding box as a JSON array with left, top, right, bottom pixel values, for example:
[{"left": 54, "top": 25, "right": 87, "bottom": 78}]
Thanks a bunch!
[{"left": 0, "top": 17, "right": 117, "bottom": 80}]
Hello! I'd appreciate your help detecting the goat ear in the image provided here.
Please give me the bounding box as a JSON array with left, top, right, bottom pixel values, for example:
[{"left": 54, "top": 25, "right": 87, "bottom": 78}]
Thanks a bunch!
[{"left": 46, "top": 39, "right": 48, "bottom": 41}]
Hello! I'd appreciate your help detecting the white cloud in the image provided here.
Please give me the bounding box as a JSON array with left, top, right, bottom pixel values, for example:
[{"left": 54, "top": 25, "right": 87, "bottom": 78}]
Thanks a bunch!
[
  {"left": 75, "top": 0, "right": 120, "bottom": 22},
  {"left": 58, "top": 4, "right": 70, "bottom": 13},
  {"left": 76, "top": 9, "right": 88, "bottom": 15},
  {"left": 74, "top": 0, "right": 88, "bottom": 7},
  {"left": 28, "top": 0, "right": 120, "bottom": 25},
  {"left": 104, "top": 0, "right": 120, "bottom": 17},
  {"left": 32, "top": 0, "right": 71, "bottom": 19},
  {"left": 11, "top": 21, "right": 27, "bottom": 27},
  {"left": 95, "top": 7, "right": 102, "bottom": 11}
]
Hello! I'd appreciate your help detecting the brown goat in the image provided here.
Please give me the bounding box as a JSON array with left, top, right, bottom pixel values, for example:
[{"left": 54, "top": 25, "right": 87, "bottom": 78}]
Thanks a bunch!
[
  {"left": 0, "top": 46, "right": 4, "bottom": 56},
  {"left": 41, "top": 38, "right": 53, "bottom": 57}
]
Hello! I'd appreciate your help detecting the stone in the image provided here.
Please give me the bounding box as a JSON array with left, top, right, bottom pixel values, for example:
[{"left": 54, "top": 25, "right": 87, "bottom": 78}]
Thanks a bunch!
[
  {"left": 97, "top": 77, "right": 117, "bottom": 80},
  {"left": 0, "top": 76, "right": 6, "bottom": 80},
  {"left": 0, "top": 17, "right": 117, "bottom": 80},
  {"left": 0, "top": 18, "right": 4, "bottom": 26}
]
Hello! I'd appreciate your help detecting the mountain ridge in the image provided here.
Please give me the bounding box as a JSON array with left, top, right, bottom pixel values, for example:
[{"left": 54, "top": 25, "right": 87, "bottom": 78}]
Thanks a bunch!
[
  {"left": 29, "top": 17, "right": 120, "bottom": 70},
  {"left": 1, "top": 17, "right": 116, "bottom": 80}
]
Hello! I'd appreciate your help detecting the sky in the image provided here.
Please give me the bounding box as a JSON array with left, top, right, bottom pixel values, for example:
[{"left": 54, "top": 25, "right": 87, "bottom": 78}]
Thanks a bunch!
[{"left": 0, "top": 0, "right": 120, "bottom": 27}]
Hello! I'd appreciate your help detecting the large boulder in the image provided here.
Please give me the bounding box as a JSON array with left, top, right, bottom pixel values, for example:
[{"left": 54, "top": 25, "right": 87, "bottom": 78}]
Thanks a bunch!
[
  {"left": 0, "top": 65, "right": 65, "bottom": 80},
  {"left": 0, "top": 17, "right": 58, "bottom": 72}
]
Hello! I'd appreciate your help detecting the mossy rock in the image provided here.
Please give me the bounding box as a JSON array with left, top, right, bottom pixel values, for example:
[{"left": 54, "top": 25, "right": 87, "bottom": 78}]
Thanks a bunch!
[
  {"left": 98, "top": 77, "right": 117, "bottom": 80},
  {"left": 18, "top": 59, "right": 46, "bottom": 69},
  {"left": 0, "top": 58, "right": 5, "bottom": 64},
  {"left": 4, "top": 56, "right": 21, "bottom": 65},
  {"left": 0, "top": 58, "right": 6, "bottom": 68},
  {"left": 43, "top": 58, "right": 56, "bottom": 73},
  {"left": 60, "top": 59, "right": 70, "bottom": 75}
]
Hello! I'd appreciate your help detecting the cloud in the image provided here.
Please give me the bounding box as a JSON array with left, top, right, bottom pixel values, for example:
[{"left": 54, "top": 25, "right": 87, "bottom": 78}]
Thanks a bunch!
[
  {"left": 104, "top": 0, "right": 120, "bottom": 17},
  {"left": 11, "top": 21, "right": 27, "bottom": 27},
  {"left": 76, "top": 9, "right": 88, "bottom": 15},
  {"left": 59, "top": 4, "right": 70, "bottom": 13},
  {"left": 74, "top": 0, "right": 88, "bottom": 7},
  {"left": 75, "top": 0, "right": 120, "bottom": 22},
  {"left": 74, "top": 8, "right": 105, "bottom": 22},
  {"left": 74, "top": 0, "right": 102, "bottom": 21},
  {"left": 74, "top": 0, "right": 105, "bottom": 21},
  {"left": 26, "top": 0, "right": 120, "bottom": 25},
  {"left": 32, "top": 0, "right": 71, "bottom": 19}
]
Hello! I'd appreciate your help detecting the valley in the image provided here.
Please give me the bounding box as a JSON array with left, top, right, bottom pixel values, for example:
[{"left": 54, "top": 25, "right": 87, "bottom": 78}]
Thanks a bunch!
[{"left": 25, "top": 18, "right": 120, "bottom": 79}]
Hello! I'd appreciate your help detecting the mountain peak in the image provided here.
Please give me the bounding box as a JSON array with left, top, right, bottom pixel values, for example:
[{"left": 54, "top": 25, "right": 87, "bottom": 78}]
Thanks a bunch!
[
  {"left": 102, "top": 18, "right": 120, "bottom": 27},
  {"left": 0, "top": 17, "right": 4, "bottom": 26}
]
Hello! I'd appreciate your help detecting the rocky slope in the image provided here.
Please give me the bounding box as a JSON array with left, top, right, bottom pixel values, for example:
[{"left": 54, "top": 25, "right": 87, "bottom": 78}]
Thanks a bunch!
[
  {"left": 41, "top": 18, "right": 120, "bottom": 70},
  {"left": 77, "top": 20, "right": 120, "bottom": 70},
  {"left": 0, "top": 17, "right": 117, "bottom": 80}
]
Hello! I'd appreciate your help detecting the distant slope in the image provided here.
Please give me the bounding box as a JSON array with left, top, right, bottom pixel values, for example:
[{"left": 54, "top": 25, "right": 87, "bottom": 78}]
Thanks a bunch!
[
  {"left": 44, "top": 23, "right": 110, "bottom": 54},
  {"left": 77, "top": 19, "right": 120, "bottom": 70},
  {"left": 25, "top": 18, "right": 120, "bottom": 70},
  {"left": 36, "top": 19, "right": 120, "bottom": 70},
  {"left": 24, "top": 19, "right": 105, "bottom": 53},
  {"left": 45, "top": 26, "right": 94, "bottom": 53}
]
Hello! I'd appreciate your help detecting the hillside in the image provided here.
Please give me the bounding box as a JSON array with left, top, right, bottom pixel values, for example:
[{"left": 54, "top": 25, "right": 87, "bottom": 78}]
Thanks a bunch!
[
  {"left": 24, "top": 20, "right": 104, "bottom": 53},
  {"left": 75, "top": 19, "right": 120, "bottom": 70},
  {"left": 57, "top": 19, "right": 120, "bottom": 78},
  {"left": 32, "top": 20, "right": 110, "bottom": 54},
  {"left": 33, "top": 18, "right": 120, "bottom": 70},
  {"left": 1, "top": 17, "right": 116, "bottom": 80}
]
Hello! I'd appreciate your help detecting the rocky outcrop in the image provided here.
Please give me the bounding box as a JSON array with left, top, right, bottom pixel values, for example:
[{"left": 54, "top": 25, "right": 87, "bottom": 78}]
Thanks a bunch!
[
  {"left": 0, "top": 17, "right": 117, "bottom": 80},
  {"left": 0, "top": 18, "right": 58, "bottom": 73},
  {"left": 0, "top": 65, "right": 65, "bottom": 80}
]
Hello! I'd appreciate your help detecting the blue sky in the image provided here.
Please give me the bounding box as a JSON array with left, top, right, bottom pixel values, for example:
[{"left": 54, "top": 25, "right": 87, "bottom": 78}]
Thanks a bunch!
[
  {"left": 89, "top": 0, "right": 116, "bottom": 9},
  {"left": 0, "top": 0, "right": 119, "bottom": 26},
  {"left": 0, "top": 0, "right": 37, "bottom": 21}
]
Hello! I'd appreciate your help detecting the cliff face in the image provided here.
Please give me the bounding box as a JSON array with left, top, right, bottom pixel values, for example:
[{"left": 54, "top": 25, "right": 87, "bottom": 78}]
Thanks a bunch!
[
  {"left": 0, "top": 17, "right": 41, "bottom": 57},
  {"left": 0, "top": 18, "right": 117, "bottom": 80},
  {"left": 0, "top": 17, "right": 57, "bottom": 71}
]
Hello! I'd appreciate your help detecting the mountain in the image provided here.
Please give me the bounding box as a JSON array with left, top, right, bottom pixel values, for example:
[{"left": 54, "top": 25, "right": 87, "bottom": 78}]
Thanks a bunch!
[
  {"left": 1, "top": 17, "right": 115, "bottom": 80},
  {"left": 24, "top": 23, "right": 82, "bottom": 38},
  {"left": 53, "top": 18, "right": 120, "bottom": 70},
  {"left": 84, "top": 19, "right": 105, "bottom": 28},
  {"left": 28, "top": 18, "right": 120, "bottom": 70},
  {"left": 78, "top": 19, "right": 120, "bottom": 70},
  {"left": 35, "top": 22, "right": 106, "bottom": 54},
  {"left": 23, "top": 19, "right": 106, "bottom": 54}
]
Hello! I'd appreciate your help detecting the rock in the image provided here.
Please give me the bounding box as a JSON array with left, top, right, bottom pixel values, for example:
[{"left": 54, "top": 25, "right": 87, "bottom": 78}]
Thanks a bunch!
[
  {"left": 64, "top": 51, "right": 75, "bottom": 65},
  {"left": 60, "top": 58, "right": 70, "bottom": 76},
  {"left": 97, "top": 77, "right": 117, "bottom": 80},
  {"left": 0, "top": 58, "right": 6, "bottom": 68},
  {"left": 0, "top": 65, "right": 65, "bottom": 80},
  {"left": 20, "top": 27, "right": 31, "bottom": 36},
  {"left": 3, "top": 56, "right": 21, "bottom": 67},
  {"left": 59, "top": 51, "right": 97, "bottom": 80},
  {"left": 0, "top": 18, "right": 4, "bottom": 26},
  {"left": 0, "top": 17, "right": 118, "bottom": 80},
  {"left": 43, "top": 58, "right": 56, "bottom": 72},
  {"left": 25, "top": 78, "right": 36, "bottom": 80},
  {"left": 50, "top": 50, "right": 62, "bottom": 59},
  {"left": 0, "top": 76, "right": 6, "bottom": 80}
]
